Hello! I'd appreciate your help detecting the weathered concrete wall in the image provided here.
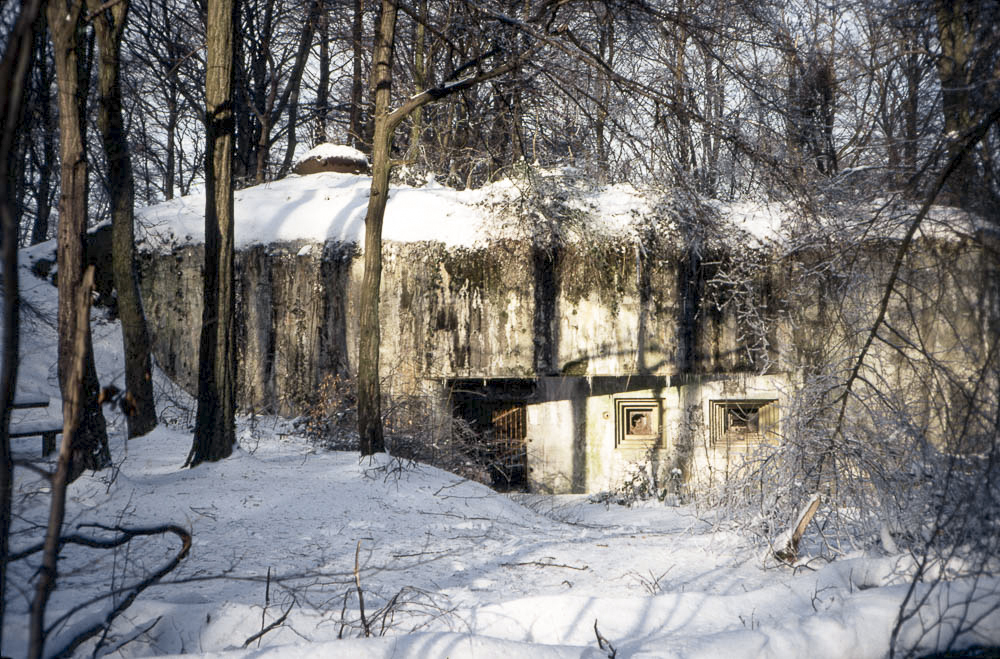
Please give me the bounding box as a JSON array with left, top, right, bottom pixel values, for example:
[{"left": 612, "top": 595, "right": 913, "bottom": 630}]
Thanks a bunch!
[
  {"left": 140, "top": 242, "right": 357, "bottom": 414},
  {"left": 138, "top": 231, "right": 996, "bottom": 493},
  {"left": 525, "top": 373, "right": 788, "bottom": 494},
  {"left": 138, "top": 237, "right": 769, "bottom": 414}
]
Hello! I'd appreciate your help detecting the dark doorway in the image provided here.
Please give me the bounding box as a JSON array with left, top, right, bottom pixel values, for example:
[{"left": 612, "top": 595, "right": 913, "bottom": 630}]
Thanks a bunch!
[
  {"left": 449, "top": 379, "right": 535, "bottom": 491},
  {"left": 489, "top": 404, "right": 527, "bottom": 490}
]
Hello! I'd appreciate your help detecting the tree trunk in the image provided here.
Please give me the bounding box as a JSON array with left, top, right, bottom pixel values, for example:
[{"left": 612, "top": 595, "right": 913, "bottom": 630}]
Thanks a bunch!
[
  {"left": 232, "top": 10, "right": 255, "bottom": 184},
  {"left": 1, "top": 0, "right": 45, "bottom": 647},
  {"left": 254, "top": 100, "right": 273, "bottom": 185},
  {"left": 28, "top": 266, "right": 96, "bottom": 659},
  {"left": 29, "top": 12, "right": 54, "bottom": 245},
  {"left": 48, "top": 0, "right": 111, "bottom": 482},
  {"left": 277, "top": 0, "right": 323, "bottom": 177},
  {"left": 88, "top": 0, "right": 158, "bottom": 438},
  {"left": 934, "top": 0, "right": 977, "bottom": 207},
  {"left": 594, "top": 5, "right": 613, "bottom": 179},
  {"left": 250, "top": 0, "right": 275, "bottom": 185},
  {"left": 349, "top": 0, "right": 366, "bottom": 150},
  {"left": 354, "top": 0, "right": 529, "bottom": 456},
  {"left": 407, "top": 0, "right": 426, "bottom": 164},
  {"left": 191, "top": 0, "right": 237, "bottom": 466},
  {"left": 165, "top": 81, "right": 178, "bottom": 199},
  {"left": 315, "top": 1, "right": 330, "bottom": 144},
  {"left": 357, "top": 0, "right": 397, "bottom": 456},
  {"left": 902, "top": 37, "right": 920, "bottom": 179}
]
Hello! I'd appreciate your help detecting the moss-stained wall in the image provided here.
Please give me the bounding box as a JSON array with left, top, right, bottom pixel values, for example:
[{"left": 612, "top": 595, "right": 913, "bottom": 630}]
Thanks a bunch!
[
  {"left": 139, "top": 230, "right": 994, "bottom": 488},
  {"left": 139, "top": 235, "right": 771, "bottom": 414}
]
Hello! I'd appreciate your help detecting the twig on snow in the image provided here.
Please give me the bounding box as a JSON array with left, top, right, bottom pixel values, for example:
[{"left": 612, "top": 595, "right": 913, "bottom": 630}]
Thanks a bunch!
[
  {"left": 594, "top": 619, "right": 617, "bottom": 658},
  {"left": 501, "top": 558, "right": 588, "bottom": 571},
  {"left": 355, "top": 540, "right": 370, "bottom": 637},
  {"left": 242, "top": 601, "right": 293, "bottom": 649}
]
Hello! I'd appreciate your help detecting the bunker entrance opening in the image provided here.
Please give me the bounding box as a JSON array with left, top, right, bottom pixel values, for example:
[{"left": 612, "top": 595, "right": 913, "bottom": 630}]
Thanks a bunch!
[{"left": 449, "top": 379, "right": 536, "bottom": 491}]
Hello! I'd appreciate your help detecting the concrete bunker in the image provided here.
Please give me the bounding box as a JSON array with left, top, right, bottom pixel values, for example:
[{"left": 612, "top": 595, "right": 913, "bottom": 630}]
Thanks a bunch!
[{"left": 135, "top": 171, "right": 991, "bottom": 495}]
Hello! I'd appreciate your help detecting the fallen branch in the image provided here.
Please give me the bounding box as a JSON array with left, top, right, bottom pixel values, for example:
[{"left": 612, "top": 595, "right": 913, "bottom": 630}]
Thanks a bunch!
[
  {"left": 501, "top": 559, "right": 588, "bottom": 571},
  {"left": 355, "top": 540, "right": 370, "bottom": 637},
  {"left": 594, "top": 619, "right": 617, "bottom": 658},
  {"left": 45, "top": 524, "right": 191, "bottom": 658},
  {"left": 774, "top": 493, "right": 821, "bottom": 563},
  {"left": 242, "top": 601, "right": 293, "bottom": 649}
]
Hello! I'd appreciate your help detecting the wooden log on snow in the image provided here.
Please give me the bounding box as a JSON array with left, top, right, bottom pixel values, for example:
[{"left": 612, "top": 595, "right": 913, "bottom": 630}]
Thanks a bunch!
[{"left": 774, "top": 493, "right": 821, "bottom": 562}]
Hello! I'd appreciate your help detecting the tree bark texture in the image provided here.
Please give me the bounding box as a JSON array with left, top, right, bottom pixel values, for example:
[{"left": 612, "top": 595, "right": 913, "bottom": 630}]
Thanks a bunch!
[
  {"left": 0, "top": 0, "right": 45, "bottom": 648},
  {"left": 89, "top": 0, "right": 158, "bottom": 438},
  {"left": 357, "top": 0, "right": 397, "bottom": 456},
  {"left": 349, "top": 0, "right": 366, "bottom": 149},
  {"left": 28, "top": 267, "right": 95, "bottom": 659},
  {"left": 29, "top": 14, "right": 56, "bottom": 245},
  {"left": 192, "top": 0, "right": 237, "bottom": 466},
  {"left": 48, "top": 0, "right": 111, "bottom": 481},
  {"left": 934, "top": 0, "right": 977, "bottom": 207},
  {"left": 315, "top": 0, "right": 330, "bottom": 144}
]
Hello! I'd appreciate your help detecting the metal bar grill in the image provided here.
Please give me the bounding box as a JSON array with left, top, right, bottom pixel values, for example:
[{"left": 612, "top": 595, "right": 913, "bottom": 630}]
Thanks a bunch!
[{"left": 491, "top": 405, "right": 526, "bottom": 471}]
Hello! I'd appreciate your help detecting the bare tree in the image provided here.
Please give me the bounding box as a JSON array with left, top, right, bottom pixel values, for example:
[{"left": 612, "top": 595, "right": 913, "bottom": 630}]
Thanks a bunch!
[
  {"left": 10, "top": 10, "right": 57, "bottom": 246},
  {"left": 87, "top": 0, "right": 158, "bottom": 438},
  {"left": 47, "top": 0, "right": 111, "bottom": 480},
  {"left": 1, "top": 1, "right": 46, "bottom": 649},
  {"left": 357, "top": 0, "right": 551, "bottom": 454},
  {"left": 190, "top": 0, "right": 238, "bottom": 466},
  {"left": 126, "top": 0, "right": 206, "bottom": 202},
  {"left": 348, "top": 0, "right": 367, "bottom": 149}
]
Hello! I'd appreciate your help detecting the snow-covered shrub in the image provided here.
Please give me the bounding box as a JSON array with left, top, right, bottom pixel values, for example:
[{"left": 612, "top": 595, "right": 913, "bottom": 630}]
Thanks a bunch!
[
  {"left": 478, "top": 163, "right": 612, "bottom": 250},
  {"left": 697, "top": 196, "right": 1000, "bottom": 573},
  {"left": 298, "top": 374, "right": 519, "bottom": 489},
  {"left": 299, "top": 373, "right": 359, "bottom": 451},
  {"left": 615, "top": 460, "right": 661, "bottom": 504},
  {"left": 591, "top": 459, "right": 686, "bottom": 507}
]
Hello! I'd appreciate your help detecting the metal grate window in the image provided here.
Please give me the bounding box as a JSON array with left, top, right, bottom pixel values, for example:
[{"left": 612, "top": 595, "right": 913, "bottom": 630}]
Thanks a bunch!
[
  {"left": 709, "top": 399, "right": 779, "bottom": 449},
  {"left": 614, "top": 398, "right": 662, "bottom": 449}
]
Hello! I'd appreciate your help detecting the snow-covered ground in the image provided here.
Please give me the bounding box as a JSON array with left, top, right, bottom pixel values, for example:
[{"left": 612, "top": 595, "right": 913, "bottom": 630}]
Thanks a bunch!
[{"left": 5, "top": 239, "right": 1000, "bottom": 658}]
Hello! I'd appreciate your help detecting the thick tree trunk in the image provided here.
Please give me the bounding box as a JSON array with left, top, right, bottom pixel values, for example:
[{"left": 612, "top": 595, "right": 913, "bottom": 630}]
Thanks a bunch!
[
  {"left": 357, "top": 0, "right": 397, "bottom": 456},
  {"left": 191, "top": 0, "right": 237, "bottom": 466},
  {"left": 89, "top": 0, "right": 157, "bottom": 438},
  {"left": 48, "top": 0, "right": 111, "bottom": 481},
  {"left": 1, "top": 0, "right": 45, "bottom": 647}
]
